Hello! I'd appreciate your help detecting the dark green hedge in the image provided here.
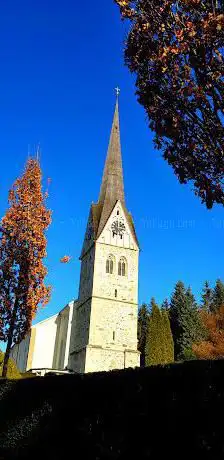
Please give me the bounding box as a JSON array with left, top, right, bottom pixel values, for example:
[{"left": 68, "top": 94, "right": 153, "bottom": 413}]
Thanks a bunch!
[{"left": 0, "top": 360, "right": 224, "bottom": 459}]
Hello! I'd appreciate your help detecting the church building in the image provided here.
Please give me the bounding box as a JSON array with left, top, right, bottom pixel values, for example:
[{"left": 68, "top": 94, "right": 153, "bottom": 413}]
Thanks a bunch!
[{"left": 10, "top": 94, "right": 140, "bottom": 374}]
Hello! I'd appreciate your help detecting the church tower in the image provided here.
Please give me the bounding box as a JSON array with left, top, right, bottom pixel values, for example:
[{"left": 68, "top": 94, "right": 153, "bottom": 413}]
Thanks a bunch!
[{"left": 69, "top": 93, "right": 140, "bottom": 373}]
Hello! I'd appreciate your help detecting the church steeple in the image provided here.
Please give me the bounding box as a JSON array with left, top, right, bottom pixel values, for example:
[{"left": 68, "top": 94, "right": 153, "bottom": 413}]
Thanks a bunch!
[
  {"left": 71, "top": 91, "right": 140, "bottom": 374},
  {"left": 80, "top": 90, "right": 138, "bottom": 259},
  {"left": 98, "top": 92, "right": 125, "bottom": 206},
  {"left": 96, "top": 91, "right": 126, "bottom": 237}
]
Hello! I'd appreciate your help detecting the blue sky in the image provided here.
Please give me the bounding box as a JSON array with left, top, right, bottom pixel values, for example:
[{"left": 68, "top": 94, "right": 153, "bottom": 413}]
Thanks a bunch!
[{"left": 0, "top": 0, "right": 223, "bottom": 326}]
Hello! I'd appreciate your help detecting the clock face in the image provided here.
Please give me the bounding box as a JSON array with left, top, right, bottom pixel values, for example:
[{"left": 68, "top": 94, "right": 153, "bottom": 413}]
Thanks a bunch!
[{"left": 111, "top": 220, "right": 126, "bottom": 236}]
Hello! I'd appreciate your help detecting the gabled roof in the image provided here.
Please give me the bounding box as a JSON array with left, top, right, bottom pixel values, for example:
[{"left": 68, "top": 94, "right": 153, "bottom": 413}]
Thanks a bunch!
[{"left": 91, "top": 201, "right": 139, "bottom": 247}]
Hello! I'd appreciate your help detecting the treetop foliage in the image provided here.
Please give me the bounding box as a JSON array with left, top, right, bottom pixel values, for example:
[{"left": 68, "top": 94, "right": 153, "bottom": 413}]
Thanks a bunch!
[
  {"left": 115, "top": 0, "right": 224, "bottom": 208},
  {"left": 145, "top": 298, "right": 174, "bottom": 365},
  {"left": 0, "top": 159, "right": 51, "bottom": 346},
  {"left": 193, "top": 305, "right": 224, "bottom": 359},
  {"left": 0, "top": 350, "right": 21, "bottom": 379}
]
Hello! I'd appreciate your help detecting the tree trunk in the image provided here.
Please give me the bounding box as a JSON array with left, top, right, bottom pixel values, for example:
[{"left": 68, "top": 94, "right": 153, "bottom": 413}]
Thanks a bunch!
[
  {"left": 2, "top": 334, "right": 13, "bottom": 378},
  {"left": 2, "top": 300, "right": 18, "bottom": 378}
]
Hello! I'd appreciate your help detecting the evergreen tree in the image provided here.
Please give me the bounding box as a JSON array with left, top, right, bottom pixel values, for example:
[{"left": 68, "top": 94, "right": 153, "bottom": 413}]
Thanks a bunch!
[
  {"left": 211, "top": 279, "right": 224, "bottom": 313},
  {"left": 201, "top": 281, "right": 213, "bottom": 312},
  {"left": 161, "top": 299, "right": 170, "bottom": 312},
  {"left": 169, "top": 282, "right": 205, "bottom": 361},
  {"left": 145, "top": 298, "right": 164, "bottom": 366},
  {"left": 183, "top": 287, "right": 206, "bottom": 359},
  {"left": 169, "top": 281, "right": 187, "bottom": 360},
  {"left": 161, "top": 310, "right": 174, "bottom": 364},
  {"left": 145, "top": 298, "right": 174, "bottom": 366},
  {"left": 138, "top": 303, "right": 149, "bottom": 367}
]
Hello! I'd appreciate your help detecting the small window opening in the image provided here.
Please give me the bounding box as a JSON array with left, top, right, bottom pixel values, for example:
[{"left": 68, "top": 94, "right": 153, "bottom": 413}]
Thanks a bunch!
[
  {"left": 115, "top": 289, "right": 117, "bottom": 298},
  {"left": 113, "top": 331, "right": 116, "bottom": 341},
  {"left": 117, "top": 210, "right": 120, "bottom": 216},
  {"left": 106, "top": 257, "right": 114, "bottom": 274}
]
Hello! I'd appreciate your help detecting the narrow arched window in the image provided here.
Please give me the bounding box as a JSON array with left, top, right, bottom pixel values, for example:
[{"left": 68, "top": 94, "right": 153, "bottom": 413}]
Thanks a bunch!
[
  {"left": 110, "top": 259, "right": 113, "bottom": 274},
  {"left": 106, "top": 255, "right": 114, "bottom": 274},
  {"left": 118, "top": 257, "right": 127, "bottom": 277}
]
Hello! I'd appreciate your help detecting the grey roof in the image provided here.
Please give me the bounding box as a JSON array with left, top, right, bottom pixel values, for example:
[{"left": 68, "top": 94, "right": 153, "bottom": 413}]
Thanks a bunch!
[
  {"left": 81, "top": 97, "right": 139, "bottom": 259},
  {"left": 95, "top": 99, "right": 124, "bottom": 236},
  {"left": 95, "top": 98, "right": 138, "bottom": 246}
]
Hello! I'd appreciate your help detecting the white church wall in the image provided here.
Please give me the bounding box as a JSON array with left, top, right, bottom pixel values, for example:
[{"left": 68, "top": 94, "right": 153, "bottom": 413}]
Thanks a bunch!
[
  {"left": 89, "top": 296, "right": 138, "bottom": 351},
  {"left": 53, "top": 301, "right": 75, "bottom": 370},
  {"left": 68, "top": 201, "right": 140, "bottom": 374},
  {"left": 69, "top": 299, "right": 91, "bottom": 354},
  {"left": 97, "top": 201, "right": 138, "bottom": 251},
  {"left": 93, "top": 240, "right": 139, "bottom": 305},
  {"left": 10, "top": 303, "right": 76, "bottom": 373},
  {"left": 10, "top": 333, "right": 31, "bottom": 373},
  {"left": 69, "top": 348, "right": 86, "bottom": 374},
  {"left": 85, "top": 347, "right": 139, "bottom": 373},
  {"left": 31, "top": 315, "right": 58, "bottom": 370},
  {"left": 85, "top": 347, "right": 125, "bottom": 373},
  {"left": 64, "top": 302, "right": 75, "bottom": 369}
]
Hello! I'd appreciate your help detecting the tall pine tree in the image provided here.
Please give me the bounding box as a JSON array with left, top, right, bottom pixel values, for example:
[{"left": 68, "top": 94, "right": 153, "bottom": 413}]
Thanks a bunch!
[
  {"left": 145, "top": 298, "right": 164, "bottom": 366},
  {"left": 138, "top": 303, "right": 149, "bottom": 367},
  {"left": 169, "top": 281, "right": 186, "bottom": 360},
  {"left": 145, "top": 298, "right": 174, "bottom": 366},
  {"left": 169, "top": 282, "right": 205, "bottom": 361},
  {"left": 161, "top": 309, "right": 174, "bottom": 364},
  {"left": 161, "top": 298, "right": 170, "bottom": 311},
  {"left": 211, "top": 279, "right": 224, "bottom": 313},
  {"left": 201, "top": 281, "right": 213, "bottom": 312}
]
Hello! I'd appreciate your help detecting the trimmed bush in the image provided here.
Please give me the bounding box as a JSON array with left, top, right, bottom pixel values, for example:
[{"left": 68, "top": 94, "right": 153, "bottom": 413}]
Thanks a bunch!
[
  {"left": 0, "top": 361, "right": 224, "bottom": 458},
  {"left": 0, "top": 350, "right": 21, "bottom": 379}
]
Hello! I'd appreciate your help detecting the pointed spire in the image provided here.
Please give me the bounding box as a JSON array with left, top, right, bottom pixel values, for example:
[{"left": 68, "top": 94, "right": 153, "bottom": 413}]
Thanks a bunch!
[
  {"left": 98, "top": 90, "right": 125, "bottom": 206},
  {"left": 80, "top": 89, "right": 139, "bottom": 257}
]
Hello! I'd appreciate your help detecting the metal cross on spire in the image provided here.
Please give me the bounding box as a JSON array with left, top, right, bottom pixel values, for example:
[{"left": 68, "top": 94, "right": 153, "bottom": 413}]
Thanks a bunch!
[{"left": 115, "top": 86, "right": 120, "bottom": 98}]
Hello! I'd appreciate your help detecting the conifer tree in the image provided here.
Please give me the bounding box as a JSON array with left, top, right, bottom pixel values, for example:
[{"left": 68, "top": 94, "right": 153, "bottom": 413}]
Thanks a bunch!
[
  {"left": 201, "top": 281, "right": 213, "bottom": 312},
  {"left": 161, "top": 298, "right": 170, "bottom": 311},
  {"left": 138, "top": 303, "right": 149, "bottom": 366},
  {"left": 0, "top": 159, "right": 51, "bottom": 377},
  {"left": 145, "top": 298, "right": 174, "bottom": 366},
  {"left": 145, "top": 298, "right": 164, "bottom": 366},
  {"left": 169, "top": 281, "right": 187, "bottom": 359},
  {"left": 184, "top": 287, "right": 206, "bottom": 359},
  {"left": 161, "top": 309, "right": 174, "bottom": 363},
  {"left": 211, "top": 279, "right": 224, "bottom": 313},
  {"left": 169, "top": 282, "right": 205, "bottom": 360}
]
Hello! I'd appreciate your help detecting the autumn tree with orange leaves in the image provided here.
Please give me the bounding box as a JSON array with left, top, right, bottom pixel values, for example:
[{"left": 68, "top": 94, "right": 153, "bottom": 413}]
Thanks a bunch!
[
  {"left": 0, "top": 159, "right": 51, "bottom": 377},
  {"left": 115, "top": 0, "right": 224, "bottom": 208},
  {"left": 193, "top": 306, "right": 224, "bottom": 359}
]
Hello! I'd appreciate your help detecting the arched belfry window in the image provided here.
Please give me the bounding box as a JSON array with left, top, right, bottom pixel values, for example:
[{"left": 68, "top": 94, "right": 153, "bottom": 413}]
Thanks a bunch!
[
  {"left": 106, "top": 255, "right": 114, "bottom": 274},
  {"left": 118, "top": 257, "right": 127, "bottom": 277}
]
